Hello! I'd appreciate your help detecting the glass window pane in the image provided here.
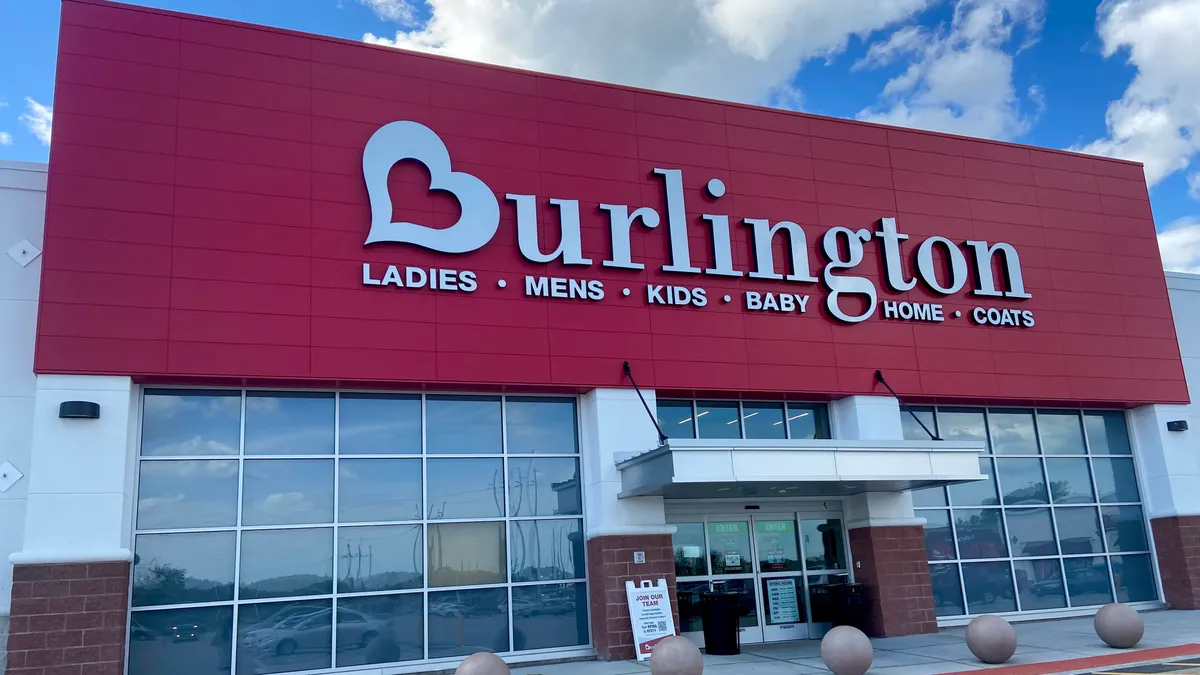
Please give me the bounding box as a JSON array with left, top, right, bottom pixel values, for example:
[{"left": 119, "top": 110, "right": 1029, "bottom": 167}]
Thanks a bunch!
[
  {"left": 133, "top": 532, "right": 235, "bottom": 606},
  {"left": 337, "top": 525, "right": 423, "bottom": 593},
  {"left": 707, "top": 521, "right": 753, "bottom": 574},
  {"left": 1037, "top": 411, "right": 1085, "bottom": 454},
  {"left": 923, "top": 511, "right": 956, "bottom": 561},
  {"left": 1094, "top": 458, "right": 1141, "bottom": 503},
  {"left": 1112, "top": 554, "right": 1158, "bottom": 603},
  {"left": 240, "top": 528, "right": 333, "bottom": 600},
  {"left": 245, "top": 392, "right": 334, "bottom": 456},
  {"left": 1085, "top": 411, "right": 1132, "bottom": 455},
  {"left": 336, "top": 594, "right": 424, "bottom": 667},
  {"left": 1006, "top": 508, "right": 1058, "bottom": 557},
  {"left": 129, "top": 606, "right": 233, "bottom": 675},
  {"left": 428, "top": 522, "right": 506, "bottom": 587},
  {"left": 428, "top": 587, "right": 509, "bottom": 657},
  {"left": 137, "top": 460, "right": 239, "bottom": 530},
  {"left": 1056, "top": 507, "right": 1106, "bottom": 555},
  {"left": 788, "top": 404, "right": 830, "bottom": 440},
  {"left": 950, "top": 458, "right": 999, "bottom": 506},
  {"left": 339, "top": 459, "right": 422, "bottom": 523},
  {"left": 938, "top": 408, "right": 987, "bottom": 444},
  {"left": 1013, "top": 559, "right": 1066, "bottom": 610},
  {"left": 243, "top": 459, "right": 334, "bottom": 526},
  {"left": 237, "top": 600, "right": 332, "bottom": 674},
  {"left": 1064, "top": 556, "right": 1113, "bottom": 606},
  {"left": 963, "top": 561, "right": 1016, "bottom": 613},
  {"left": 998, "top": 458, "right": 1049, "bottom": 505},
  {"left": 141, "top": 390, "right": 240, "bottom": 456},
  {"left": 755, "top": 519, "right": 801, "bottom": 572},
  {"left": 988, "top": 410, "right": 1038, "bottom": 455},
  {"left": 338, "top": 394, "right": 420, "bottom": 455},
  {"left": 808, "top": 573, "right": 850, "bottom": 623},
  {"left": 506, "top": 397, "right": 577, "bottom": 453},
  {"left": 802, "top": 519, "right": 846, "bottom": 570},
  {"left": 954, "top": 509, "right": 1008, "bottom": 559},
  {"left": 742, "top": 402, "right": 786, "bottom": 439},
  {"left": 427, "top": 458, "right": 504, "bottom": 519},
  {"left": 930, "top": 563, "right": 965, "bottom": 616},
  {"left": 901, "top": 406, "right": 937, "bottom": 441},
  {"left": 657, "top": 400, "right": 695, "bottom": 439},
  {"left": 913, "top": 488, "right": 947, "bottom": 508},
  {"left": 761, "top": 576, "right": 805, "bottom": 626},
  {"left": 672, "top": 523, "right": 707, "bottom": 577},
  {"left": 697, "top": 401, "right": 741, "bottom": 439},
  {"left": 508, "top": 458, "right": 581, "bottom": 517},
  {"left": 510, "top": 518, "right": 584, "bottom": 582},
  {"left": 677, "top": 580, "right": 710, "bottom": 632},
  {"left": 1046, "top": 459, "right": 1096, "bottom": 504},
  {"left": 426, "top": 396, "right": 501, "bottom": 454},
  {"left": 1102, "top": 505, "right": 1150, "bottom": 552},
  {"left": 512, "top": 583, "right": 589, "bottom": 650}
]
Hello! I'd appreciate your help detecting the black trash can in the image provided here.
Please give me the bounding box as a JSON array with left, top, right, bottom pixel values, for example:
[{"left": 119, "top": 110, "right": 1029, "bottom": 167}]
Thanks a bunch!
[
  {"left": 828, "top": 583, "right": 870, "bottom": 633},
  {"left": 699, "top": 591, "right": 741, "bottom": 655}
]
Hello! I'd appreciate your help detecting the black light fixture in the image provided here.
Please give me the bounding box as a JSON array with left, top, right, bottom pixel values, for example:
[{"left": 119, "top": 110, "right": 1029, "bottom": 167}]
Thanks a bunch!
[
  {"left": 59, "top": 401, "right": 100, "bottom": 419},
  {"left": 1167, "top": 420, "right": 1189, "bottom": 432}
]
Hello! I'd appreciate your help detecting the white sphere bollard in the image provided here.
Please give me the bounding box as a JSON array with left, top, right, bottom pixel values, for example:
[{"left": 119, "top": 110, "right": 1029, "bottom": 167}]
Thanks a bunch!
[
  {"left": 965, "top": 615, "right": 1018, "bottom": 664},
  {"left": 1095, "top": 603, "right": 1144, "bottom": 649},
  {"left": 455, "top": 651, "right": 510, "bottom": 675},
  {"left": 821, "top": 626, "right": 874, "bottom": 675},
  {"left": 649, "top": 636, "right": 704, "bottom": 675}
]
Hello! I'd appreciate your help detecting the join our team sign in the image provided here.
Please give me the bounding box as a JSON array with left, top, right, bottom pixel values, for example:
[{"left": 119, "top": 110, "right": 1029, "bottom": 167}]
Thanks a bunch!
[{"left": 626, "top": 579, "right": 677, "bottom": 661}]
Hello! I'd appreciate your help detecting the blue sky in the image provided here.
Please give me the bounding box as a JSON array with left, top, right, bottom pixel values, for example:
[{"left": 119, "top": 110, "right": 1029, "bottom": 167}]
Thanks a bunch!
[{"left": 2, "top": 0, "right": 1198, "bottom": 268}]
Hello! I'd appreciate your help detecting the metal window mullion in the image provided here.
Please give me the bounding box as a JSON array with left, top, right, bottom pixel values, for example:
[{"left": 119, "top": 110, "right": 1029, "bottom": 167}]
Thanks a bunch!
[
  {"left": 230, "top": 389, "right": 247, "bottom": 675},
  {"left": 501, "top": 395, "right": 515, "bottom": 655},
  {"left": 330, "top": 392, "right": 341, "bottom": 668},
  {"left": 421, "top": 393, "right": 429, "bottom": 662}
]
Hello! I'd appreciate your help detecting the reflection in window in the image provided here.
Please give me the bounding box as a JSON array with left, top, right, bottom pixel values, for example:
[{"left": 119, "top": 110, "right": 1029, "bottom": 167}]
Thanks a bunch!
[
  {"left": 696, "top": 401, "right": 741, "bottom": 439},
  {"left": 128, "top": 606, "right": 233, "bottom": 675},
  {"left": 923, "top": 511, "right": 956, "bottom": 561},
  {"left": 427, "top": 588, "right": 509, "bottom": 657},
  {"left": 1037, "top": 411, "right": 1085, "bottom": 454},
  {"left": 242, "top": 460, "right": 334, "bottom": 526},
  {"left": 677, "top": 581, "right": 709, "bottom": 632},
  {"left": 742, "top": 402, "right": 786, "bottom": 439},
  {"left": 656, "top": 400, "right": 696, "bottom": 439},
  {"left": 913, "top": 487, "right": 948, "bottom": 508},
  {"left": 938, "top": 408, "right": 987, "bottom": 443},
  {"left": 754, "top": 520, "right": 801, "bottom": 572},
  {"left": 426, "top": 396, "right": 501, "bottom": 454},
  {"left": 955, "top": 509, "right": 1008, "bottom": 559},
  {"left": 963, "top": 561, "right": 1016, "bottom": 613},
  {"left": 901, "top": 406, "right": 937, "bottom": 442},
  {"left": 673, "top": 523, "right": 707, "bottom": 577},
  {"left": 338, "top": 525, "right": 423, "bottom": 593},
  {"left": 133, "top": 532, "right": 235, "bottom": 606},
  {"left": 1112, "top": 555, "right": 1157, "bottom": 603},
  {"left": 1046, "top": 459, "right": 1096, "bottom": 503},
  {"left": 512, "top": 583, "right": 589, "bottom": 650},
  {"left": 426, "top": 458, "right": 504, "bottom": 519},
  {"left": 338, "top": 394, "right": 420, "bottom": 455},
  {"left": 998, "top": 458, "right": 1048, "bottom": 504},
  {"left": 988, "top": 410, "right": 1038, "bottom": 455},
  {"left": 802, "top": 519, "right": 846, "bottom": 570},
  {"left": 787, "top": 403, "right": 830, "bottom": 440},
  {"left": 237, "top": 600, "right": 332, "bottom": 674},
  {"left": 336, "top": 594, "right": 424, "bottom": 666},
  {"left": 506, "top": 398, "right": 577, "bottom": 453},
  {"left": 141, "top": 390, "right": 240, "bottom": 456},
  {"left": 239, "top": 528, "right": 333, "bottom": 600},
  {"left": 136, "top": 460, "right": 239, "bottom": 530},
  {"left": 428, "top": 522, "right": 506, "bottom": 587},
  {"left": 929, "top": 563, "right": 965, "bottom": 616},
  {"left": 510, "top": 519, "right": 584, "bottom": 582},
  {"left": 1056, "top": 507, "right": 1105, "bottom": 555},
  {"left": 707, "top": 521, "right": 753, "bottom": 574},
  {"left": 950, "top": 458, "right": 999, "bottom": 507},
  {"left": 245, "top": 392, "right": 335, "bottom": 456},
  {"left": 1085, "top": 411, "right": 1132, "bottom": 455},
  {"left": 1102, "top": 506, "right": 1150, "bottom": 552},
  {"left": 1093, "top": 458, "right": 1141, "bottom": 503},
  {"left": 1013, "top": 559, "right": 1065, "bottom": 610},
  {"left": 508, "top": 458, "right": 580, "bottom": 517},
  {"left": 1064, "top": 557, "right": 1113, "bottom": 606},
  {"left": 339, "top": 459, "right": 422, "bottom": 523},
  {"left": 1005, "top": 509, "right": 1057, "bottom": 557}
]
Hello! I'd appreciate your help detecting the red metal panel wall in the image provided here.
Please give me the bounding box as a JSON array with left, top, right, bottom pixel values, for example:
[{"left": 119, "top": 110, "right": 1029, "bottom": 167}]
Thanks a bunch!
[{"left": 36, "top": 0, "right": 1187, "bottom": 405}]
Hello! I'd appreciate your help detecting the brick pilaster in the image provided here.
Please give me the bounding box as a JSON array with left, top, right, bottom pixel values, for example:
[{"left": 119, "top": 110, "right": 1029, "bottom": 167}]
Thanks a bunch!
[
  {"left": 1151, "top": 515, "right": 1200, "bottom": 609},
  {"left": 5, "top": 561, "right": 131, "bottom": 675},
  {"left": 585, "top": 534, "right": 679, "bottom": 661},
  {"left": 847, "top": 525, "right": 937, "bottom": 637}
]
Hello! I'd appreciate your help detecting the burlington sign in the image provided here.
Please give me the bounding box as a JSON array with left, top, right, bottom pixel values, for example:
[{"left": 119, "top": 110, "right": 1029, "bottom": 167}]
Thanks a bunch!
[{"left": 359, "top": 121, "right": 1035, "bottom": 328}]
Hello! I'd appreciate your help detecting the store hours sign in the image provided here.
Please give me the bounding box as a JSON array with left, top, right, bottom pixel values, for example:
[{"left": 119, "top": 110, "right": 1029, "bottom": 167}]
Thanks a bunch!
[{"left": 359, "top": 120, "right": 1035, "bottom": 328}]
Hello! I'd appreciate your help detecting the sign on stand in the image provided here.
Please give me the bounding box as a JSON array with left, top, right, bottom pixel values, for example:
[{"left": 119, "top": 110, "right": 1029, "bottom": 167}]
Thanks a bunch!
[{"left": 626, "top": 579, "right": 676, "bottom": 661}]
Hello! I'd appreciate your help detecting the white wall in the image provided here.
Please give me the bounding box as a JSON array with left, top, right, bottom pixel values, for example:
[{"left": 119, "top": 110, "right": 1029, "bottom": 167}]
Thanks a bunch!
[{"left": 0, "top": 161, "right": 46, "bottom": 615}]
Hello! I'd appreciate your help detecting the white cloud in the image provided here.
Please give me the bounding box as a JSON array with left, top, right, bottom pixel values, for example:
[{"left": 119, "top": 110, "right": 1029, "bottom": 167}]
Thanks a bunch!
[
  {"left": 1188, "top": 172, "right": 1200, "bottom": 200},
  {"left": 361, "top": 0, "right": 418, "bottom": 24},
  {"left": 20, "top": 97, "right": 52, "bottom": 146},
  {"left": 0, "top": 132, "right": 11, "bottom": 146},
  {"left": 363, "top": 0, "right": 936, "bottom": 105},
  {"left": 1158, "top": 216, "right": 1200, "bottom": 273},
  {"left": 855, "top": 0, "right": 1045, "bottom": 140},
  {"left": 1074, "top": 0, "right": 1200, "bottom": 187}
]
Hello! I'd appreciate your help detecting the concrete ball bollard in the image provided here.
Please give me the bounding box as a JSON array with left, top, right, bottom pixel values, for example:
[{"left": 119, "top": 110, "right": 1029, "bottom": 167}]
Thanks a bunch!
[
  {"left": 965, "top": 615, "right": 1018, "bottom": 664},
  {"left": 649, "top": 636, "right": 704, "bottom": 675},
  {"left": 1095, "top": 603, "right": 1144, "bottom": 649},
  {"left": 455, "top": 651, "right": 510, "bottom": 675},
  {"left": 821, "top": 626, "right": 874, "bottom": 675}
]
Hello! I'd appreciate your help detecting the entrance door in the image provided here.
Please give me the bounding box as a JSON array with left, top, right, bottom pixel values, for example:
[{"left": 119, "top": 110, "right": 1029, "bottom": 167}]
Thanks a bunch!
[{"left": 670, "top": 509, "right": 852, "bottom": 646}]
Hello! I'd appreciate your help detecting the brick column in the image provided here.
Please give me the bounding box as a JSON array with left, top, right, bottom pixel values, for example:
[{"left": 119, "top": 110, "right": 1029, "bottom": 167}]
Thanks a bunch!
[
  {"left": 848, "top": 526, "right": 937, "bottom": 637},
  {"left": 5, "top": 562, "right": 131, "bottom": 675},
  {"left": 1151, "top": 515, "right": 1200, "bottom": 609},
  {"left": 585, "top": 534, "right": 679, "bottom": 661}
]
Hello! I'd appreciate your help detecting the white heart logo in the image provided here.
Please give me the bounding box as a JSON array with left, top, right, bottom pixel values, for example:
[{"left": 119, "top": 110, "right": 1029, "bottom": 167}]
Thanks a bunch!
[{"left": 362, "top": 120, "right": 500, "bottom": 253}]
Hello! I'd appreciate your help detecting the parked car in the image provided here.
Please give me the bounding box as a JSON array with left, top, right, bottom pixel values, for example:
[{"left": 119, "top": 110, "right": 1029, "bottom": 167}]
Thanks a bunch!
[
  {"left": 243, "top": 608, "right": 386, "bottom": 657},
  {"left": 172, "top": 622, "right": 200, "bottom": 642},
  {"left": 130, "top": 619, "right": 155, "bottom": 642}
]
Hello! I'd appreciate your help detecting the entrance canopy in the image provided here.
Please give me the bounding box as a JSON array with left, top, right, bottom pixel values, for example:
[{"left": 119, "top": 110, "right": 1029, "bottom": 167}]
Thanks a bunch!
[{"left": 616, "top": 438, "right": 987, "bottom": 499}]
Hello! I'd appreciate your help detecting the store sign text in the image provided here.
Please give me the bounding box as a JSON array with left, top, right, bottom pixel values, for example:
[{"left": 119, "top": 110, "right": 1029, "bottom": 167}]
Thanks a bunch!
[{"left": 360, "top": 121, "right": 1034, "bottom": 327}]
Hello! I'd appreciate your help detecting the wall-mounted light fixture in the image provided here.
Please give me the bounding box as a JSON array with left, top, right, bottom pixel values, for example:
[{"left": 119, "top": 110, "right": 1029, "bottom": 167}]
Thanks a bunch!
[
  {"left": 1167, "top": 420, "right": 1189, "bottom": 432},
  {"left": 59, "top": 401, "right": 100, "bottom": 419}
]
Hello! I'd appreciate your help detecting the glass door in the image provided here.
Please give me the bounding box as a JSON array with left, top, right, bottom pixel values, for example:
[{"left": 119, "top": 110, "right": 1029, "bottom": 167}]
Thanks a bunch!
[
  {"left": 798, "top": 516, "right": 851, "bottom": 639},
  {"left": 753, "top": 518, "right": 806, "bottom": 642},
  {"left": 706, "top": 520, "right": 764, "bottom": 644}
]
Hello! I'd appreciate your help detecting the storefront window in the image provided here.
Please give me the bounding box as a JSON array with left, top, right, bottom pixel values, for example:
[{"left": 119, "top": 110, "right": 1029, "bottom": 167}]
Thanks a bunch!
[
  {"left": 908, "top": 406, "right": 1155, "bottom": 617},
  {"left": 655, "top": 399, "right": 830, "bottom": 441},
  {"left": 131, "top": 390, "right": 587, "bottom": 674}
]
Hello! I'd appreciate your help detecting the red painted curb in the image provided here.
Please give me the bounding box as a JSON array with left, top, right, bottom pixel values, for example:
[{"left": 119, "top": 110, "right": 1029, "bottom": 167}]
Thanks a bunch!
[{"left": 938, "top": 644, "right": 1200, "bottom": 675}]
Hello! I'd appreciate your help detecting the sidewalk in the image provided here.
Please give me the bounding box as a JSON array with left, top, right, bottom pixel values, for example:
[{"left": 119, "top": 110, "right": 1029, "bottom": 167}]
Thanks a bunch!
[{"left": 512, "top": 611, "right": 1200, "bottom": 675}]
